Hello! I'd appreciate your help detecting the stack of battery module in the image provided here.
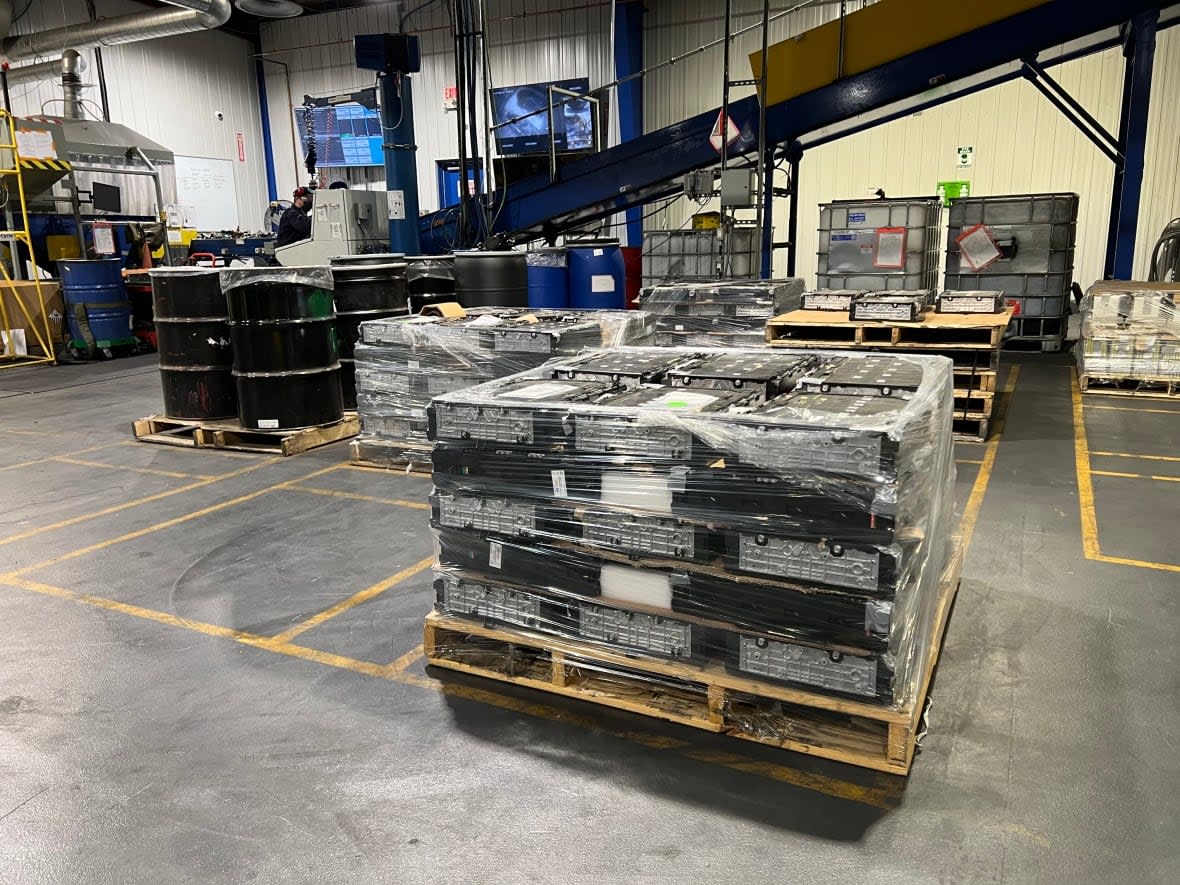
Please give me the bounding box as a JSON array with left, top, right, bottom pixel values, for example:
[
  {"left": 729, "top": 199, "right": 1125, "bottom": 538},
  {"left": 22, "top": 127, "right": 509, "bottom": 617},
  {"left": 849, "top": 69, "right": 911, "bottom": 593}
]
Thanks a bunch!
[
  {"left": 427, "top": 346, "right": 955, "bottom": 708},
  {"left": 638, "top": 279, "right": 804, "bottom": 347},
  {"left": 351, "top": 308, "right": 655, "bottom": 468}
]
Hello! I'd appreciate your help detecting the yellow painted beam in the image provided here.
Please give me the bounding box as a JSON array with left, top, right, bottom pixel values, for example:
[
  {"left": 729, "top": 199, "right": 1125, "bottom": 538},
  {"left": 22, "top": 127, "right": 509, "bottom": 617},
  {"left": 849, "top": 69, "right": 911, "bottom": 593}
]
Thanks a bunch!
[{"left": 752, "top": 0, "right": 1050, "bottom": 106}]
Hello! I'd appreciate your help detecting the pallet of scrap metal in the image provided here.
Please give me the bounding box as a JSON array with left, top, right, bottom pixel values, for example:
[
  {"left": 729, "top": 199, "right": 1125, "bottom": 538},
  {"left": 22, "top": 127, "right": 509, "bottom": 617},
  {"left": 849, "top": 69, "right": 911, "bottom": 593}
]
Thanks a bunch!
[
  {"left": 350, "top": 307, "right": 656, "bottom": 470},
  {"left": 637, "top": 278, "right": 804, "bottom": 347},
  {"left": 1077, "top": 281, "right": 1180, "bottom": 396},
  {"left": 423, "top": 346, "right": 956, "bottom": 720}
]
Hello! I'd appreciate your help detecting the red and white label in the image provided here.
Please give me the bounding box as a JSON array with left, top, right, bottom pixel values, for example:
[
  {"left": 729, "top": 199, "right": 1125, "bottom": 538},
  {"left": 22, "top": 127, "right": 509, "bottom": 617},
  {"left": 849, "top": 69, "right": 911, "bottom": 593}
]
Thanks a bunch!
[
  {"left": 709, "top": 111, "right": 740, "bottom": 153},
  {"left": 236, "top": 132, "right": 246, "bottom": 163}
]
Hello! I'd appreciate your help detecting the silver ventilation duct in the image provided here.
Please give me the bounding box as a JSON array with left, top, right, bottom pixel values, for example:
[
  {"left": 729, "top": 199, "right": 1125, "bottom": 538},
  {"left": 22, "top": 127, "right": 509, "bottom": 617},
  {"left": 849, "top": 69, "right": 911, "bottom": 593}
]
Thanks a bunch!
[{"left": 1, "top": 0, "right": 232, "bottom": 63}]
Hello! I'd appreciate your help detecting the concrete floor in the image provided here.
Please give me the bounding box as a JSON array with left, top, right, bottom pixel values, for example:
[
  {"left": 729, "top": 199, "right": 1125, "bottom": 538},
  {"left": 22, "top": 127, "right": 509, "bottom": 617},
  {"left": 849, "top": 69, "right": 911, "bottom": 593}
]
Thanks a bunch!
[{"left": 0, "top": 354, "right": 1177, "bottom": 883}]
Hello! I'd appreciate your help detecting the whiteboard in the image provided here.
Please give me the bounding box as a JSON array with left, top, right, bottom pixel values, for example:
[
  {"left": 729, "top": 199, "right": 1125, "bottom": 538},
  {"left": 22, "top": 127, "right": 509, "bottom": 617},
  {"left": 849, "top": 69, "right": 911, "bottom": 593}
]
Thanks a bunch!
[{"left": 174, "top": 154, "right": 239, "bottom": 231}]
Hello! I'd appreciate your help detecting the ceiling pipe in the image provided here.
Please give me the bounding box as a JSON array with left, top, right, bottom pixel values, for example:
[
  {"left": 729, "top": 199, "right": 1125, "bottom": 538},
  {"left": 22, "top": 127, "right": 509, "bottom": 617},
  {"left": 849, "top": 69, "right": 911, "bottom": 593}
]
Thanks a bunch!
[
  {"left": 1, "top": 0, "right": 232, "bottom": 63},
  {"left": 61, "top": 49, "right": 84, "bottom": 119}
]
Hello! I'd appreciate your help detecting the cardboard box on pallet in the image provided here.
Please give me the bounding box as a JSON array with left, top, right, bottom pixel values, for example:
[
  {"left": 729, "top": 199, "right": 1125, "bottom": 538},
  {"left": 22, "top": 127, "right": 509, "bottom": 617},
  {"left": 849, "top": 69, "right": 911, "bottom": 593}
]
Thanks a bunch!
[
  {"left": 1, "top": 281, "right": 63, "bottom": 356},
  {"left": 424, "top": 345, "right": 957, "bottom": 712}
]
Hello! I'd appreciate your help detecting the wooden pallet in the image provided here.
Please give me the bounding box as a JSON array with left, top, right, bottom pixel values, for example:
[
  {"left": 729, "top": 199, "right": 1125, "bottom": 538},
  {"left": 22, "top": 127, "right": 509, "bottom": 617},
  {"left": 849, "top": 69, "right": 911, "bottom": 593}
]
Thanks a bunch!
[
  {"left": 349, "top": 438, "right": 433, "bottom": 475},
  {"left": 952, "top": 414, "right": 990, "bottom": 441},
  {"left": 955, "top": 369, "right": 997, "bottom": 393},
  {"left": 1078, "top": 372, "right": 1180, "bottom": 399},
  {"left": 424, "top": 539, "right": 964, "bottom": 776},
  {"left": 766, "top": 308, "right": 1013, "bottom": 349},
  {"left": 953, "top": 388, "right": 994, "bottom": 415},
  {"left": 132, "top": 414, "right": 359, "bottom": 456}
]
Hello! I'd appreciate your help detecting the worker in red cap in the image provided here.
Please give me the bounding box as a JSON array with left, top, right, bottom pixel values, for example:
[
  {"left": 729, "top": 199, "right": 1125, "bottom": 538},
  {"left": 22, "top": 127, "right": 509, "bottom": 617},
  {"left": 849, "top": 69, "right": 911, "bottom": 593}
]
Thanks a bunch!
[{"left": 276, "top": 186, "right": 314, "bottom": 248}]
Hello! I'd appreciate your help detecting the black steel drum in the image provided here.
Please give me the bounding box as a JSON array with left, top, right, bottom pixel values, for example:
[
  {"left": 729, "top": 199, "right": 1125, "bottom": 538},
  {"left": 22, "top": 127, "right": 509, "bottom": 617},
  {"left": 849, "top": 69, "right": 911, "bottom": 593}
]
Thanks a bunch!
[
  {"left": 406, "top": 254, "right": 455, "bottom": 312},
  {"left": 224, "top": 269, "right": 343, "bottom": 430},
  {"left": 150, "top": 267, "right": 236, "bottom": 420},
  {"left": 453, "top": 250, "right": 528, "bottom": 308},
  {"left": 330, "top": 253, "right": 411, "bottom": 409}
]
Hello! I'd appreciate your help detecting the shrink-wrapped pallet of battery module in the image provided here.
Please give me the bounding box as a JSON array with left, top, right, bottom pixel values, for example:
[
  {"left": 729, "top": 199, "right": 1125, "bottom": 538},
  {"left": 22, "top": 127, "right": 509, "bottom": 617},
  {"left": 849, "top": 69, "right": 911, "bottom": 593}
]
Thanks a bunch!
[
  {"left": 349, "top": 307, "right": 655, "bottom": 470},
  {"left": 637, "top": 278, "right": 804, "bottom": 347},
  {"left": 423, "top": 345, "right": 957, "bottom": 715}
]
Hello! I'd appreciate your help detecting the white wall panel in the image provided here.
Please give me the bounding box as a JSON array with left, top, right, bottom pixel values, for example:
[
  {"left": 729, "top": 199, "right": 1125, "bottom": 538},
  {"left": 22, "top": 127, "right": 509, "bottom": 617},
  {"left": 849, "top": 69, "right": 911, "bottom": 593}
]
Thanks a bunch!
[
  {"left": 1137, "top": 25, "right": 1180, "bottom": 278},
  {"left": 4, "top": 0, "right": 269, "bottom": 230},
  {"left": 259, "top": 0, "right": 614, "bottom": 213}
]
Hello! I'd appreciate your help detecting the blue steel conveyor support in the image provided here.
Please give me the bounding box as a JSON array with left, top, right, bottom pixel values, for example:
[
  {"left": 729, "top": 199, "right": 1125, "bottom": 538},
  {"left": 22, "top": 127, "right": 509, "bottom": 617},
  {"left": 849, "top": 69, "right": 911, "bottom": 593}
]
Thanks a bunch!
[{"left": 417, "top": 0, "right": 1173, "bottom": 255}]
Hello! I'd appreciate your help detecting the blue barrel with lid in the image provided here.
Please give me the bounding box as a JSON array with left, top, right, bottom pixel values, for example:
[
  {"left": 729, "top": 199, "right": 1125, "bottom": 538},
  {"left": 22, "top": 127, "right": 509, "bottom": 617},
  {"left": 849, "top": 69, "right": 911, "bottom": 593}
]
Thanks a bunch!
[
  {"left": 58, "top": 258, "right": 134, "bottom": 349},
  {"left": 526, "top": 248, "right": 569, "bottom": 309},
  {"left": 568, "top": 241, "right": 625, "bottom": 309}
]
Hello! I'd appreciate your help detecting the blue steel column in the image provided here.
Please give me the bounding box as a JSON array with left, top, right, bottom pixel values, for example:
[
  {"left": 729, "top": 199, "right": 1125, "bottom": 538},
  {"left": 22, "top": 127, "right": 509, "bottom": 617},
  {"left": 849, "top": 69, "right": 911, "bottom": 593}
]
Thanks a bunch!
[
  {"left": 1106, "top": 10, "right": 1158, "bottom": 279},
  {"left": 614, "top": 0, "right": 644, "bottom": 247},
  {"left": 253, "top": 41, "right": 279, "bottom": 203},
  {"left": 381, "top": 72, "right": 421, "bottom": 254}
]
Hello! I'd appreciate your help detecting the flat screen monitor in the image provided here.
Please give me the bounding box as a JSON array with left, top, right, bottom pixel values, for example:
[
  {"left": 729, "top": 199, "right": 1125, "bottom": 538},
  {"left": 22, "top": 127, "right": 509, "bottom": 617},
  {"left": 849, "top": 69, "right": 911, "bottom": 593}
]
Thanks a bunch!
[
  {"left": 490, "top": 77, "right": 594, "bottom": 156},
  {"left": 293, "top": 102, "right": 383, "bottom": 167},
  {"left": 91, "top": 181, "right": 122, "bottom": 213}
]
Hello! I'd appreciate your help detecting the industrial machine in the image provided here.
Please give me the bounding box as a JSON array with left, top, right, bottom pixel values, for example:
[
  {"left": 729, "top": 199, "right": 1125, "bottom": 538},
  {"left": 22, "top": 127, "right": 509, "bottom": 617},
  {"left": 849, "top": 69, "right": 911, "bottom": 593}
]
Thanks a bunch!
[{"left": 273, "top": 189, "right": 386, "bottom": 266}]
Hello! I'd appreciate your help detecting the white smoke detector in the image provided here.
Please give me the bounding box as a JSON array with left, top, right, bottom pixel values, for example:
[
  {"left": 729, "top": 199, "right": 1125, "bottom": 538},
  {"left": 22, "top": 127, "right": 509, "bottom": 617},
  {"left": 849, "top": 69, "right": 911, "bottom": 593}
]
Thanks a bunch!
[{"left": 235, "top": 0, "right": 303, "bottom": 18}]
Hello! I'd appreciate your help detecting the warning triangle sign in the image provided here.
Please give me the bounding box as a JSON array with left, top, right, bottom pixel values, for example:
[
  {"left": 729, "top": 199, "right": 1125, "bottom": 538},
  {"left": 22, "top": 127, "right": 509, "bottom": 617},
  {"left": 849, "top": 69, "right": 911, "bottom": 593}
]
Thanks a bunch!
[{"left": 709, "top": 111, "right": 740, "bottom": 153}]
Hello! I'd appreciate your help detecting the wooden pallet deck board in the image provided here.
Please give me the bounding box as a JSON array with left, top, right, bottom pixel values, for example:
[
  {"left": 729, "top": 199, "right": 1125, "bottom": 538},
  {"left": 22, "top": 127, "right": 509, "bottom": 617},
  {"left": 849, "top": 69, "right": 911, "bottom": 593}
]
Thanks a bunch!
[
  {"left": 767, "top": 308, "right": 1013, "bottom": 349},
  {"left": 424, "top": 539, "right": 964, "bottom": 775},
  {"left": 132, "top": 414, "right": 359, "bottom": 456},
  {"left": 1078, "top": 373, "right": 1180, "bottom": 399}
]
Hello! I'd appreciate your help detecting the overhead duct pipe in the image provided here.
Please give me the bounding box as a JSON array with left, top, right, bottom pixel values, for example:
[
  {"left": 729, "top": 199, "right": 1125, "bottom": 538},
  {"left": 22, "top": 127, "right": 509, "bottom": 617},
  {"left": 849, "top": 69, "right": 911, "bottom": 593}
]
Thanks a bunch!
[
  {"left": 61, "top": 49, "right": 84, "bottom": 119},
  {"left": 1, "top": 0, "right": 231, "bottom": 63}
]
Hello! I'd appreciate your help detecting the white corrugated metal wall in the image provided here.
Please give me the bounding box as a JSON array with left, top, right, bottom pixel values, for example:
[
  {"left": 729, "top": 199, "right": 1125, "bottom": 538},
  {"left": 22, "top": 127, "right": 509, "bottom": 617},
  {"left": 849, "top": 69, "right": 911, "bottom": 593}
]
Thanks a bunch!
[
  {"left": 643, "top": 0, "right": 1180, "bottom": 285},
  {"left": 258, "top": 0, "right": 615, "bottom": 212},
  {"left": 4, "top": 0, "right": 269, "bottom": 230}
]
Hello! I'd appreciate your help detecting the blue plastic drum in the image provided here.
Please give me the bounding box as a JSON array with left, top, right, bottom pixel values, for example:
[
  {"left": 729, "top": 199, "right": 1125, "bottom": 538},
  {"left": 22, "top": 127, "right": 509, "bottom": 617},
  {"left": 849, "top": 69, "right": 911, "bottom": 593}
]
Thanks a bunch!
[
  {"left": 567, "top": 241, "right": 625, "bottom": 309},
  {"left": 526, "top": 248, "right": 569, "bottom": 309},
  {"left": 58, "top": 258, "right": 133, "bottom": 348}
]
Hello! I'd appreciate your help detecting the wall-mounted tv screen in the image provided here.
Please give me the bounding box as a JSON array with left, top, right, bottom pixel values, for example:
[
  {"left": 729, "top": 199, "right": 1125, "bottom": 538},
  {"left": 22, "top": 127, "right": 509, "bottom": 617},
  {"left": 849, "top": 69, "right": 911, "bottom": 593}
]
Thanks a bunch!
[
  {"left": 293, "top": 102, "right": 383, "bottom": 167},
  {"left": 490, "top": 77, "right": 594, "bottom": 156}
]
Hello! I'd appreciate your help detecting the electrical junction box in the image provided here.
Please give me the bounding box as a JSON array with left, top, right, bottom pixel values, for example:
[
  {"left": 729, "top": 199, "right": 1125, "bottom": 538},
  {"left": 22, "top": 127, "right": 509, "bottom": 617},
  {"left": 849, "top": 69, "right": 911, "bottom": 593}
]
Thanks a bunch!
[
  {"left": 719, "top": 169, "right": 755, "bottom": 208},
  {"left": 684, "top": 170, "right": 714, "bottom": 200}
]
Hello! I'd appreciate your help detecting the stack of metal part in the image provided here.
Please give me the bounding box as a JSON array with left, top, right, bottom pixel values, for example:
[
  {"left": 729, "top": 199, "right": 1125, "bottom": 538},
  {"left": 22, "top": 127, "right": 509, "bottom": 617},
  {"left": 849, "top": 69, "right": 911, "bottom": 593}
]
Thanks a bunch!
[
  {"left": 636, "top": 278, "right": 804, "bottom": 347},
  {"left": 426, "top": 346, "right": 956, "bottom": 708},
  {"left": 350, "top": 308, "right": 655, "bottom": 469}
]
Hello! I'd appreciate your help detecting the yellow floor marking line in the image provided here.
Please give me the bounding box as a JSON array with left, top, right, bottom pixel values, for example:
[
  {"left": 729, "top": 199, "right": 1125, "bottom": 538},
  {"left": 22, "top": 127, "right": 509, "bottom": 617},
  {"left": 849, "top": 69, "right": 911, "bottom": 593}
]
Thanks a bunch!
[
  {"left": 1086, "top": 404, "right": 1180, "bottom": 415},
  {"left": 1090, "top": 450, "right": 1180, "bottom": 463},
  {"left": 1072, "top": 373, "right": 1180, "bottom": 573},
  {"left": 53, "top": 456, "right": 215, "bottom": 480},
  {"left": 0, "top": 457, "right": 284, "bottom": 548},
  {"left": 0, "top": 464, "right": 341, "bottom": 576},
  {"left": 269, "top": 555, "right": 435, "bottom": 644},
  {"left": 957, "top": 366, "right": 1019, "bottom": 552},
  {"left": 0, "top": 573, "right": 898, "bottom": 807},
  {"left": 0, "top": 441, "right": 130, "bottom": 472},
  {"left": 1091, "top": 469, "right": 1180, "bottom": 483},
  {"left": 282, "top": 485, "right": 431, "bottom": 510}
]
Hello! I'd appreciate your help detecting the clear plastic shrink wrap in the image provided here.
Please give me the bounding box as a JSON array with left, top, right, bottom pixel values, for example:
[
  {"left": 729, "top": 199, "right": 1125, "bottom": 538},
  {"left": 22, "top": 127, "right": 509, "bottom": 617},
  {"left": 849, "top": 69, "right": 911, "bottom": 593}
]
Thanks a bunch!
[
  {"left": 351, "top": 308, "right": 655, "bottom": 467},
  {"left": 1077, "top": 281, "right": 1180, "bottom": 382},
  {"left": 637, "top": 279, "right": 804, "bottom": 347},
  {"left": 425, "top": 346, "right": 957, "bottom": 710}
]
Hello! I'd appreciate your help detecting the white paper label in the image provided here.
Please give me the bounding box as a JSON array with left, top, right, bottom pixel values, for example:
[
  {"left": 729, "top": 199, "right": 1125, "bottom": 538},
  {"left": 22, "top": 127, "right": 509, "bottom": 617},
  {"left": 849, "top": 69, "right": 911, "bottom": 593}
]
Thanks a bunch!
[
  {"left": 257, "top": 418, "right": 279, "bottom": 429},
  {"left": 330, "top": 222, "right": 344, "bottom": 239},
  {"left": 488, "top": 540, "right": 503, "bottom": 569},
  {"left": 591, "top": 274, "right": 615, "bottom": 293},
  {"left": 92, "top": 226, "right": 116, "bottom": 255},
  {"left": 407, "top": 359, "right": 420, "bottom": 368},
  {"left": 387, "top": 190, "right": 406, "bottom": 221},
  {"left": 167, "top": 228, "right": 183, "bottom": 245},
  {"left": 15, "top": 129, "right": 56, "bottom": 159},
  {"left": 873, "top": 229, "right": 906, "bottom": 268},
  {"left": 508, "top": 381, "right": 579, "bottom": 400},
  {"left": 551, "top": 469, "right": 568, "bottom": 498},
  {"left": 593, "top": 248, "right": 604, "bottom": 256},
  {"left": 957, "top": 224, "right": 1002, "bottom": 272}
]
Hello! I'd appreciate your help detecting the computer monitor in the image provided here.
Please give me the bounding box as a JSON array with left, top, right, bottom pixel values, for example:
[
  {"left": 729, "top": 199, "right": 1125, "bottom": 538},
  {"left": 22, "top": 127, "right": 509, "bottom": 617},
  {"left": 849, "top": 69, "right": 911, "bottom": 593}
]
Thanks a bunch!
[
  {"left": 293, "top": 102, "right": 384, "bottom": 167},
  {"left": 92, "top": 181, "right": 121, "bottom": 213},
  {"left": 490, "top": 77, "right": 595, "bottom": 156}
]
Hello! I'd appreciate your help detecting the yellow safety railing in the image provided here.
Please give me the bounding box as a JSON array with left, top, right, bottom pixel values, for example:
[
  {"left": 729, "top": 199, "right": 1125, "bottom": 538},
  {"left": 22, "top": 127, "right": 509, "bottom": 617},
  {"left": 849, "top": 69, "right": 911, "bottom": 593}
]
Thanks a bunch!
[{"left": 0, "top": 109, "right": 57, "bottom": 369}]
